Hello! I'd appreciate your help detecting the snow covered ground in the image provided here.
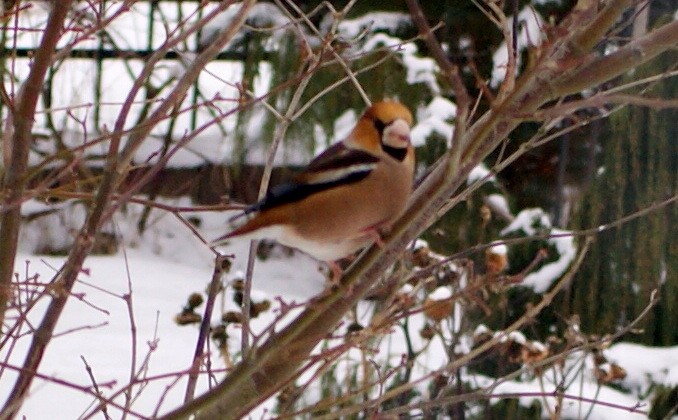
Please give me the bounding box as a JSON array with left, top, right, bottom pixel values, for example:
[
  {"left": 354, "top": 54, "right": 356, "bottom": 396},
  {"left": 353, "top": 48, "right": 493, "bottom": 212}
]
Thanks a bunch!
[
  {"left": 4, "top": 201, "right": 327, "bottom": 418},
  {"left": 3, "top": 199, "right": 675, "bottom": 419}
]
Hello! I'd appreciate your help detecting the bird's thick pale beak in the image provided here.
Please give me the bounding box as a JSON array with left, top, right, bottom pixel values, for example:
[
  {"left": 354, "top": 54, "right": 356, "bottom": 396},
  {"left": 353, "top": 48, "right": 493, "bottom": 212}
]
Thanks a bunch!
[{"left": 384, "top": 119, "right": 411, "bottom": 148}]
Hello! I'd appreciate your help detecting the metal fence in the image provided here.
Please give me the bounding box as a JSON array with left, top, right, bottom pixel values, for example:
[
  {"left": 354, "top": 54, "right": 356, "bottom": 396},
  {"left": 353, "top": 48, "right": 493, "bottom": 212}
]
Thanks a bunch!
[{"left": 1, "top": 1, "right": 258, "bottom": 149}]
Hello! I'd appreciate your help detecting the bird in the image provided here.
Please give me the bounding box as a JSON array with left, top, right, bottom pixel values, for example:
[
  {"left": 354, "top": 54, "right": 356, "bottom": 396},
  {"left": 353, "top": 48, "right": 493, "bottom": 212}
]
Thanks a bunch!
[{"left": 213, "top": 100, "right": 415, "bottom": 281}]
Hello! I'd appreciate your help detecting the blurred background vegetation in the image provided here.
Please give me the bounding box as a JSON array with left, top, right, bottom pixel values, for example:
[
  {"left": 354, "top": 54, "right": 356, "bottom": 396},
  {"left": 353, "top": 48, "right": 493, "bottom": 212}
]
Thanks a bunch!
[{"left": 256, "top": 0, "right": 678, "bottom": 350}]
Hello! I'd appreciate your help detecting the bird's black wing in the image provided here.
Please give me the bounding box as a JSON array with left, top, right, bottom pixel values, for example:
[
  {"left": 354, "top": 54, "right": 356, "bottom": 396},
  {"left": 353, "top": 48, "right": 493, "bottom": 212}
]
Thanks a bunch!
[{"left": 238, "top": 144, "right": 380, "bottom": 216}]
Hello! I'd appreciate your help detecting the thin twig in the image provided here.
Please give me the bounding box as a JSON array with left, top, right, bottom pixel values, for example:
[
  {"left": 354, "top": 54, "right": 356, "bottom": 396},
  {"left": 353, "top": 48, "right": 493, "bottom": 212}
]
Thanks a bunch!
[
  {"left": 184, "top": 255, "right": 229, "bottom": 402},
  {"left": 279, "top": 0, "right": 371, "bottom": 106},
  {"left": 405, "top": 0, "right": 471, "bottom": 143},
  {"left": 120, "top": 236, "right": 138, "bottom": 420},
  {"left": 241, "top": 52, "right": 322, "bottom": 354},
  {"left": 80, "top": 356, "right": 112, "bottom": 420}
]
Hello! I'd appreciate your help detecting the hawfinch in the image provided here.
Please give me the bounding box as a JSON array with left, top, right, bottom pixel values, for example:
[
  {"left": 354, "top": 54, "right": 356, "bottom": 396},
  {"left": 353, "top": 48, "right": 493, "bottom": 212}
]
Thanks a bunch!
[{"left": 214, "top": 101, "right": 415, "bottom": 278}]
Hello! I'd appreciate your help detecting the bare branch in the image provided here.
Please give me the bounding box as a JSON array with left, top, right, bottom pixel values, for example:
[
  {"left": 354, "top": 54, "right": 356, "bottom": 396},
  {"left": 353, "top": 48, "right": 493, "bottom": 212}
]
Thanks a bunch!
[
  {"left": 184, "top": 255, "right": 229, "bottom": 402},
  {"left": 404, "top": 0, "right": 471, "bottom": 115},
  {"left": 0, "top": 0, "right": 74, "bottom": 347},
  {"left": 522, "top": 93, "right": 678, "bottom": 121},
  {"left": 553, "top": 19, "right": 678, "bottom": 97},
  {"left": 570, "top": 0, "right": 637, "bottom": 55}
]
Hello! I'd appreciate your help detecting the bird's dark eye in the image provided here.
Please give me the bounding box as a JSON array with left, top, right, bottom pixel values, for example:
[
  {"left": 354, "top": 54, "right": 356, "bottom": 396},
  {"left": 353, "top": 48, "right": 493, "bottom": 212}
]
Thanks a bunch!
[{"left": 373, "top": 119, "right": 386, "bottom": 135}]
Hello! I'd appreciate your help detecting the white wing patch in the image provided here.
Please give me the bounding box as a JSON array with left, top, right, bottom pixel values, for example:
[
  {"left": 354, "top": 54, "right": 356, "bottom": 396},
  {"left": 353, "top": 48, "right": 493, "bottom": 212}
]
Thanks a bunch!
[{"left": 305, "top": 163, "right": 377, "bottom": 185}]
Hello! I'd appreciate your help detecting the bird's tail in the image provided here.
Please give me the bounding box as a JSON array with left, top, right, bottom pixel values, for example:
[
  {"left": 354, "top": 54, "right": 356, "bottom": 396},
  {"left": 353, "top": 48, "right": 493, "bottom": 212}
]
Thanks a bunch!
[{"left": 211, "top": 208, "right": 259, "bottom": 245}]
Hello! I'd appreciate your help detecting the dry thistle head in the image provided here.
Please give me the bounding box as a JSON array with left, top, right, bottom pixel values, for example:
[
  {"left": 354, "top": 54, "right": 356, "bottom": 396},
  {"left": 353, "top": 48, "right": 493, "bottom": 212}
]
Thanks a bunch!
[
  {"left": 250, "top": 299, "right": 271, "bottom": 318},
  {"left": 419, "top": 323, "right": 436, "bottom": 340},
  {"left": 222, "top": 311, "right": 244, "bottom": 324},
  {"left": 211, "top": 324, "right": 228, "bottom": 351},
  {"left": 520, "top": 341, "right": 550, "bottom": 364},
  {"left": 174, "top": 292, "right": 205, "bottom": 325},
  {"left": 423, "top": 286, "right": 454, "bottom": 322},
  {"left": 346, "top": 322, "right": 364, "bottom": 334},
  {"left": 594, "top": 362, "right": 627, "bottom": 384},
  {"left": 174, "top": 311, "right": 202, "bottom": 326},
  {"left": 473, "top": 324, "right": 494, "bottom": 345},
  {"left": 187, "top": 292, "right": 204, "bottom": 309},
  {"left": 485, "top": 247, "right": 508, "bottom": 276}
]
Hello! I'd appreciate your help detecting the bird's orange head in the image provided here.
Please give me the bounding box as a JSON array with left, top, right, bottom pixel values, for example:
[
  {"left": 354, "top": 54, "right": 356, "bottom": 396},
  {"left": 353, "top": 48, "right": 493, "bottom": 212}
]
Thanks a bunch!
[{"left": 347, "top": 100, "right": 413, "bottom": 158}]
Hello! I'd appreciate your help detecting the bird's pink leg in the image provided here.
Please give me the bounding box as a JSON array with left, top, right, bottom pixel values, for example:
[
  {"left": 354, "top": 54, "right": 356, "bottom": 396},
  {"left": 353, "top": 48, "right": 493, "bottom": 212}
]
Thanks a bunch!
[
  {"left": 325, "top": 225, "right": 387, "bottom": 288},
  {"left": 361, "top": 226, "right": 386, "bottom": 248},
  {"left": 327, "top": 261, "right": 343, "bottom": 284}
]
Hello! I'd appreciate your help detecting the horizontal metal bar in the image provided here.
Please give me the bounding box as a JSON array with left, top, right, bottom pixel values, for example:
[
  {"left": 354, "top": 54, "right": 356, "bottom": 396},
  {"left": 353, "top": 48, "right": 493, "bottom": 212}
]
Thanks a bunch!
[{"left": 4, "top": 47, "right": 264, "bottom": 61}]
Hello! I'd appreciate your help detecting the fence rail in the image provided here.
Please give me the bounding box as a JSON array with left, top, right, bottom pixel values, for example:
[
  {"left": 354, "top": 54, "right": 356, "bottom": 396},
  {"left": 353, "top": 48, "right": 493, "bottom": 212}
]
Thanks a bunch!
[{"left": 6, "top": 47, "right": 258, "bottom": 61}]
